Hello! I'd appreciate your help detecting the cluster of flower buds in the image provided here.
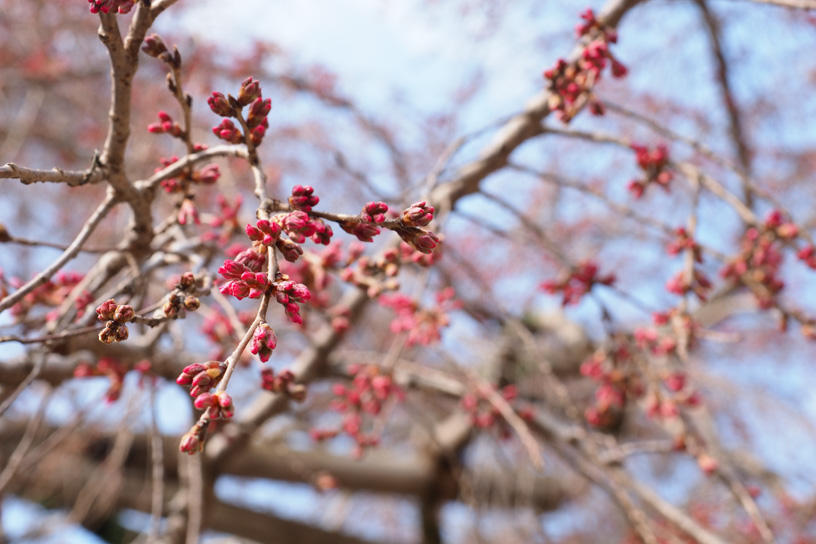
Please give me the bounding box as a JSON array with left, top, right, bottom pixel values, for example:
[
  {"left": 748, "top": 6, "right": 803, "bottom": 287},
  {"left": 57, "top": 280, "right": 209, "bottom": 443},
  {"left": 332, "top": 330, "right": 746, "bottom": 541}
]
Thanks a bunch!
[
  {"left": 74, "top": 357, "right": 127, "bottom": 403},
  {"left": 193, "top": 391, "right": 235, "bottom": 419},
  {"left": 579, "top": 347, "right": 640, "bottom": 429},
  {"left": 720, "top": 210, "right": 794, "bottom": 309},
  {"left": 201, "top": 308, "right": 243, "bottom": 357},
  {"left": 218, "top": 259, "right": 270, "bottom": 300},
  {"left": 212, "top": 119, "right": 243, "bottom": 144},
  {"left": 277, "top": 238, "right": 304, "bottom": 262},
  {"left": 399, "top": 241, "right": 441, "bottom": 267},
  {"left": 260, "top": 368, "right": 306, "bottom": 400},
  {"left": 245, "top": 216, "right": 313, "bottom": 263},
  {"left": 627, "top": 143, "right": 672, "bottom": 198},
  {"left": 209, "top": 77, "right": 271, "bottom": 147},
  {"left": 633, "top": 326, "right": 678, "bottom": 356},
  {"left": 400, "top": 201, "right": 434, "bottom": 227},
  {"left": 312, "top": 364, "right": 404, "bottom": 457},
  {"left": 395, "top": 202, "right": 440, "bottom": 254},
  {"left": 148, "top": 110, "right": 184, "bottom": 138},
  {"left": 204, "top": 195, "right": 243, "bottom": 245},
  {"left": 250, "top": 322, "right": 278, "bottom": 362},
  {"left": 88, "top": 0, "right": 135, "bottom": 14},
  {"left": 665, "top": 268, "right": 713, "bottom": 301},
  {"left": 339, "top": 201, "right": 390, "bottom": 243},
  {"left": 163, "top": 272, "right": 201, "bottom": 318},
  {"left": 176, "top": 360, "right": 227, "bottom": 398},
  {"left": 9, "top": 270, "right": 92, "bottom": 321},
  {"left": 797, "top": 245, "right": 816, "bottom": 270},
  {"left": 282, "top": 211, "right": 333, "bottom": 245},
  {"left": 338, "top": 243, "right": 401, "bottom": 297},
  {"left": 666, "top": 227, "right": 703, "bottom": 263},
  {"left": 544, "top": 8, "right": 627, "bottom": 122},
  {"left": 143, "top": 34, "right": 181, "bottom": 68},
  {"left": 764, "top": 209, "right": 799, "bottom": 239},
  {"left": 155, "top": 154, "right": 220, "bottom": 194},
  {"left": 643, "top": 371, "right": 701, "bottom": 421},
  {"left": 461, "top": 384, "right": 533, "bottom": 437},
  {"left": 396, "top": 228, "right": 440, "bottom": 255},
  {"left": 246, "top": 219, "right": 282, "bottom": 249},
  {"left": 96, "top": 299, "right": 135, "bottom": 344},
  {"left": 180, "top": 419, "right": 210, "bottom": 455},
  {"left": 360, "top": 201, "right": 389, "bottom": 224},
  {"left": 649, "top": 308, "right": 700, "bottom": 351},
  {"left": 378, "top": 287, "right": 460, "bottom": 346},
  {"left": 277, "top": 242, "right": 341, "bottom": 308},
  {"left": 178, "top": 198, "right": 199, "bottom": 226},
  {"left": 273, "top": 279, "right": 311, "bottom": 324},
  {"left": 540, "top": 260, "right": 615, "bottom": 306},
  {"left": 289, "top": 185, "right": 320, "bottom": 212}
]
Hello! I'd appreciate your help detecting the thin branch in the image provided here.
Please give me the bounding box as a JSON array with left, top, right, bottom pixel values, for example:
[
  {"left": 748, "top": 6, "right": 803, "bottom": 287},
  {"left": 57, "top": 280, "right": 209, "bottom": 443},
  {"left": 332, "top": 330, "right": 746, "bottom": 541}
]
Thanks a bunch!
[
  {"left": 694, "top": 0, "right": 754, "bottom": 207},
  {"left": 0, "top": 193, "right": 117, "bottom": 314},
  {"left": 3, "top": 235, "right": 116, "bottom": 254}
]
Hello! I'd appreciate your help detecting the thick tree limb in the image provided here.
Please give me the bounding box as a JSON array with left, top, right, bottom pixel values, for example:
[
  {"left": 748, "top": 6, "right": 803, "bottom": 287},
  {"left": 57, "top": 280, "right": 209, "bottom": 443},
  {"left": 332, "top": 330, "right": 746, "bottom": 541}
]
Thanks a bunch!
[{"left": 0, "top": 162, "right": 105, "bottom": 186}]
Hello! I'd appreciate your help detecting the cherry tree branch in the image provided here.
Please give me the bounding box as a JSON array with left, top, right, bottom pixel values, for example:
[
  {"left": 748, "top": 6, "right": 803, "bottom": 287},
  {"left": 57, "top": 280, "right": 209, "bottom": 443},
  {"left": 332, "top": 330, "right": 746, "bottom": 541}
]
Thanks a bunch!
[
  {"left": 0, "top": 193, "right": 117, "bottom": 314},
  {"left": 694, "top": 0, "right": 754, "bottom": 207},
  {"left": 0, "top": 162, "right": 105, "bottom": 186}
]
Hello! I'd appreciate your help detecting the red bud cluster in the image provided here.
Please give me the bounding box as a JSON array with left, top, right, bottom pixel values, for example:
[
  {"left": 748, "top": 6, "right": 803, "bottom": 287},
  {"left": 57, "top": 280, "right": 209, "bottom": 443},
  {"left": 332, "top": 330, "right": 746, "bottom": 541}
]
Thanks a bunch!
[
  {"left": 260, "top": 368, "right": 306, "bottom": 400},
  {"left": 540, "top": 261, "right": 615, "bottom": 306},
  {"left": 147, "top": 110, "right": 184, "bottom": 138},
  {"left": 461, "top": 384, "right": 532, "bottom": 438},
  {"left": 10, "top": 270, "right": 92, "bottom": 321},
  {"left": 544, "top": 8, "right": 627, "bottom": 122},
  {"left": 289, "top": 185, "right": 320, "bottom": 212},
  {"left": 74, "top": 357, "right": 127, "bottom": 403},
  {"left": 312, "top": 365, "right": 404, "bottom": 457},
  {"left": 155, "top": 155, "right": 221, "bottom": 194},
  {"left": 273, "top": 280, "right": 311, "bottom": 324},
  {"left": 378, "top": 287, "right": 460, "bottom": 346},
  {"left": 96, "top": 299, "right": 135, "bottom": 344},
  {"left": 193, "top": 391, "right": 235, "bottom": 420},
  {"left": 720, "top": 210, "right": 794, "bottom": 309},
  {"left": 250, "top": 323, "right": 278, "bottom": 362},
  {"left": 628, "top": 143, "right": 672, "bottom": 198},
  {"left": 176, "top": 361, "right": 227, "bottom": 398},
  {"left": 88, "top": 0, "right": 135, "bottom": 14}
]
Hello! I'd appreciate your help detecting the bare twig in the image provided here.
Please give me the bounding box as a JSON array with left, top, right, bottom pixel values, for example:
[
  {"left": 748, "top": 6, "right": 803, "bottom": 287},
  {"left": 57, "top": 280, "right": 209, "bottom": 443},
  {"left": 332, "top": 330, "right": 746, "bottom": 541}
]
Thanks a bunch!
[
  {"left": 0, "top": 193, "right": 117, "bottom": 314},
  {"left": 694, "top": 0, "right": 754, "bottom": 207}
]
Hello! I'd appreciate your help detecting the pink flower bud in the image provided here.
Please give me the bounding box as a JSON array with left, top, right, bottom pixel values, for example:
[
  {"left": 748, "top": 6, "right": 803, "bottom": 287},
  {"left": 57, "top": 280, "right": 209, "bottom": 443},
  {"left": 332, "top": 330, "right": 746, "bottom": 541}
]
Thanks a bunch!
[
  {"left": 247, "top": 97, "right": 272, "bottom": 128},
  {"left": 276, "top": 238, "right": 303, "bottom": 262},
  {"left": 179, "top": 431, "right": 201, "bottom": 454},
  {"left": 401, "top": 201, "right": 434, "bottom": 227},
  {"left": 114, "top": 304, "right": 135, "bottom": 323},
  {"left": 212, "top": 119, "right": 243, "bottom": 144},
  {"left": 195, "top": 164, "right": 220, "bottom": 185},
  {"left": 289, "top": 185, "right": 320, "bottom": 211},
  {"left": 96, "top": 299, "right": 118, "bottom": 321},
  {"left": 235, "top": 248, "right": 266, "bottom": 271},
  {"left": 142, "top": 34, "right": 168, "bottom": 58},
  {"left": 218, "top": 259, "right": 248, "bottom": 280},
  {"left": 237, "top": 77, "right": 262, "bottom": 107},
  {"left": 207, "top": 91, "right": 235, "bottom": 117},
  {"left": 114, "top": 324, "right": 129, "bottom": 342}
]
